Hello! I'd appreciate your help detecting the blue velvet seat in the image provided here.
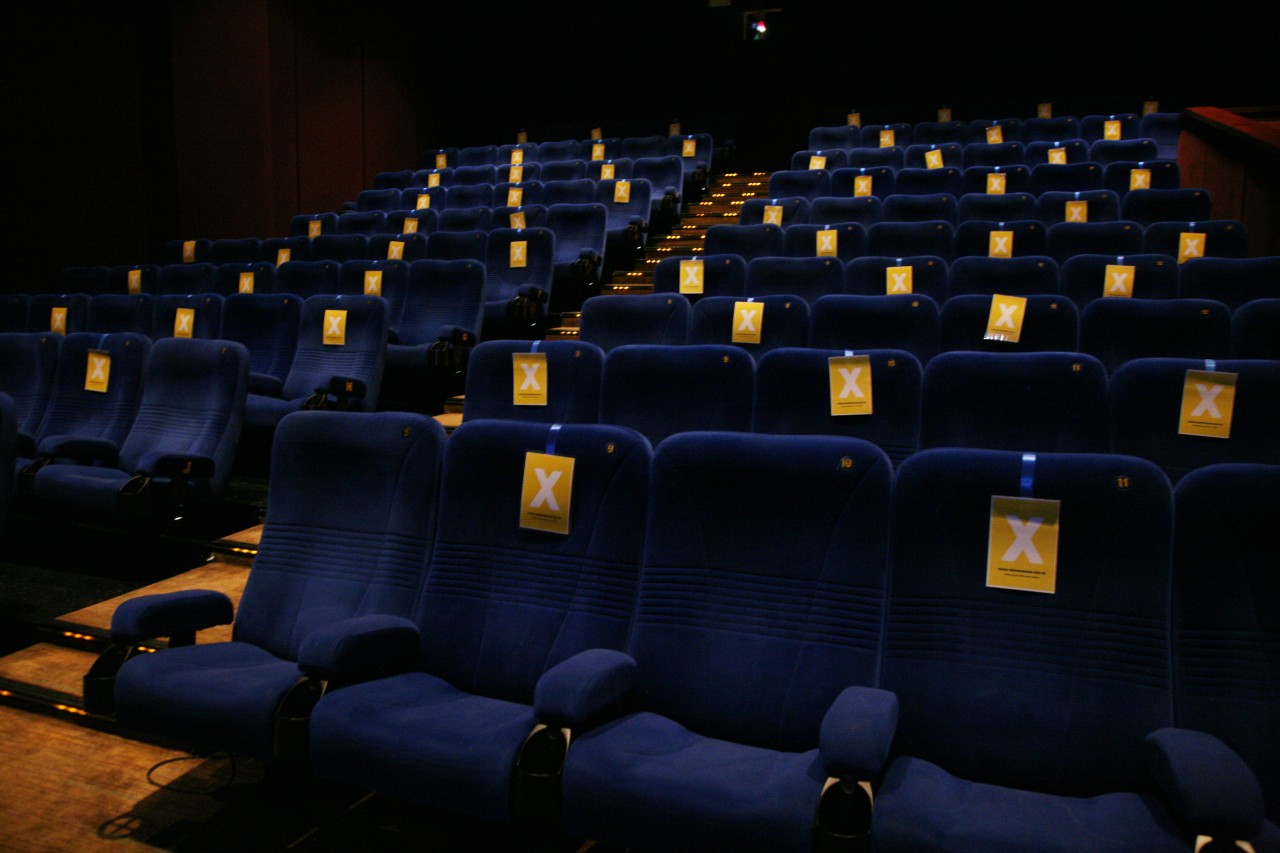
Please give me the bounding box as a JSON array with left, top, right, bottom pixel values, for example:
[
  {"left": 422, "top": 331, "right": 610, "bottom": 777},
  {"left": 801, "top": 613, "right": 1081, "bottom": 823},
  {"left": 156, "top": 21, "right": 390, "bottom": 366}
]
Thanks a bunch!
[
  {"left": 1060, "top": 253, "right": 1179, "bottom": 307},
  {"left": 844, "top": 255, "right": 949, "bottom": 302},
  {"left": 1178, "top": 256, "right": 1280, "bottom": 310},
  {"left": 459, "top": 339, "right": 602, "bottom": 425},
  {"left": 1080, "top": 298, "right": 1231, "bottom": 372},
  {"left": 688, "top": 294, "right": 809, "bottom": 357},
  {"left": 651, "top": 253, "right": 748, "bottom": 301},
  {"left": 746, "top": 256, "right": 843, "bottom": 304},
  {"left": 810, "top": 293, "right": 941, "bottom": 365},
  {"left": 578, "top": 293, "right": 689, "bottom": 352},
  {"left": 782, "top": 222, "right": 869, "bottom": 262},
  {"left": 938, "top": 294, "right": 1079, "bottom": 354},
  {"left": 946, "top": 255, "right": 1060, "bottom": 298}
]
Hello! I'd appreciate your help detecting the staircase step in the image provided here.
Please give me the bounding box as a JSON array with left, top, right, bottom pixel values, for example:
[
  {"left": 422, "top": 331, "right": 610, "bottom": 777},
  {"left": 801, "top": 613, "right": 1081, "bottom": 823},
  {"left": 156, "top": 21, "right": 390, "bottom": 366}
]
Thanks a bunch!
[{"left": 0, "top": 644, "right": 99, "bottom": 702}]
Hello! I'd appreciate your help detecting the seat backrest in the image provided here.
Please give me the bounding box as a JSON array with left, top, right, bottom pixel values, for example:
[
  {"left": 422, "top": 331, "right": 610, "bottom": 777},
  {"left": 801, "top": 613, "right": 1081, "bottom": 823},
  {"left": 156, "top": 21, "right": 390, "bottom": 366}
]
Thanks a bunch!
[
  {"left": 29, "top": 332, "right": 150, "bottom": 457},
  {"left": 688, "top": 294, "right": 809, "bottom": 357},
  {"left": 807, "top": 196, "right": 883, "bottom": 229},
  {"left": 482, "top": 227, "right": 555, "bottom": 305},
  {"left": 1145, "top": 220, "right": 1249, "bottom": 261},
  {"left": 1103, "top": 160, "right": 1181, "bottom": 196},
  {"left": 233, "top": 410, "right": 446, "bottom": 660},
  {"left": 1046, "top": 221, "right": 1145, "bottom": 263},
  {"left": 282, "top": 295, "right": 389, "bottom": 409},
  {"left": 1178, "top": 256, "right": 1280, "bottom": 310},
  {"left": 1121, "top": 187, "right": 1213, "bottom": 227},
  {"left": 335, "top": 211, "right": 386, "bottom": 235},
  {"left": 830, "top": 166, "right": 896, "bottom": 198},
  {"left": 844, "top": 255, "right": 949, "bottom": 302},
  {"left": 703, "top": 223, "right": 786, "bottom": 262},
  {"left": 462, "top": 339, "right": 603, "bottom": 424},
  {"left": 810, "top": 293, "right": 941, "bottom": 364},
  {"left": 153, "top": 293, "right": 223, "bottom": 341},
  {"left": 212, "top": 262, "right": 276, "bottom": 297},
  {"left": 1059, "top": 253, "right": 1179, "bottom": 307},
  {"left": 1171, "top": 463, "right": 1280, "bottom": 823},
  {"left": 921, "top": 351, "right": 1109, "bottom": 453},
  {"left": 867, "top": 220, "right": 955, "bottom": 261},
  {"left": 1080, "top": 298, "right": 1231, "bottom": 372},
  {"left": 0, "top": 332, "right": 60, "bottom": 442},
  {"left": 414, "top": 419, "right": 650, "bottom": 704},
  {"left": 1024, "top": 139, "right": 1090, "bottom": 166},
  {"left": 628, "top": 431, "right": 891, "bottom": 751},
  {"left": 118, "top": 338, "right": 249, "bottom": 499},
  {"left": 953, "top": 220, "right": 1047, "bottom": 258},
  {"left": 1034, "top": 189, "right": 1122, "bottom": 225},
  {"left": 29, "top": 294, "right": 90, "bottom": 335},
  {"left": 275, "top": 260, "right": 341, "bottom": 298},
  {"left": 904, "top": 142, "right": 963, "bottom": 169},
  {"left": 1088, "top": 138, "right": 1159, "bottom": 165},
  {"left": 946, "top": 255, "right": 1060, "bottom": 298},
  {"left": 939, "top": 293, "right": 1079, "bottom": 355},
  {"left": 1109, "top": 357, "right": 1280, "bottom": 481},
  {"left": 290, "top": 212, "right": 339, "bottom": 238},
  {"left": 884, "top": 448, "right": 1174, "bottom": 796},
  {"left": 882, "top": 192, "right": 958, "bottom": 224},
  {"left": 579, "top": 293, "right": 689, "bottom": 352},
  {"left": 893, "top": 166, "right": 963, "bottom": 196},
  {"left": 753, "top": 347, "right": 922, "bottom": 465},
  {"left": 1028, "top": 162, "right": 1104, "bottom": 195},
  {"left": 220, "top": 293, "right": 302, "bottom": 387},
  {"left": 88, "top": 294, "right": 155, "bottom": 336},
  {"left": 545, "top": 203, "right": 607, "bottom": 267},
  {"left": 156, "top": 263, "right": 216, "bottom": 296},
  {"left": 768, "top": 169, "right": 832, "bottom": 200},
  {"left": 959, "top": 165, "right": 1031, "bottom": 196},
  {"left": 425, "top": 229, "right": 488, "bottom": 263},
  {"left": 599, "top": 344, "right": 753, "bottom": 445},
  {"left": 739, "top": 197, "right": 810, "bottom": 227},
  {"left": 809, "top": 125, "right": 860, "bottom": 150},
  {"left": 211, "top": 237, "right": 261, "bottom": 265},
  {"left": 782, "top": 222, "right": 868, "bottom": 262},
  {"left": 355, "top": 188, "right": 401, "bottom": 212},
  {"left": 956, "top": 192, "right": 1037, "bottom": 224},
  {"left": 1232, "top": 298, "right": 1280, "bottom": 359},
  {"left": 397, "top": 258, "right": 485, "bottom": 347},
  {"left": 651, "top": 253, "right": 747, "bottom": 300},
  {"left": 745, "top": 256, "right": 842, "bottom": 304},
  {"left": 310, "top": 234, "right": 370, "bottom": 262},
  {"left": 1081, "top": 113, "right": 1141, "bottom": 141},
  {"left": 1019, "top": 116, "right": 1080, "bottom": 143}
]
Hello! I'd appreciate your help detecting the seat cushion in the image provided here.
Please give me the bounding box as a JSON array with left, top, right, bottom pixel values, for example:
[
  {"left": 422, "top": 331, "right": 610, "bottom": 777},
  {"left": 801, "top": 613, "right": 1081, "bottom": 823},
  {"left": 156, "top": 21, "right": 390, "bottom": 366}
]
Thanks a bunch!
[
  {"left": 309, "top": 671, "right": 536, "bottom": 823},
  {"left": 114, "top": 641, "right": 302, "bottom": 759},
  {"left": 561, "top": 711, "right": 825, "bottom": 853},
  {"left": 30, "top": 464, "right": 134, "bottom": 518},
  {"left": 872, "top": 755, "right": 1189, "bottom": 853}
]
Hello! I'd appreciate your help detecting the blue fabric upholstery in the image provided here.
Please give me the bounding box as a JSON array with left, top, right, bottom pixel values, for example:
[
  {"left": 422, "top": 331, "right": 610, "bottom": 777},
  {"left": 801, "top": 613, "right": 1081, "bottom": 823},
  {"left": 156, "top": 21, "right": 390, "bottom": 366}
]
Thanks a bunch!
[
  {"left": 220, "top": 293, "right": 301, "bottom": 396},
  {"left": 1103, "top": 160, "right": 1181, "bottom": 196},
  {"left": 1179, "top": 256, "right": 1280, "bottom": 310},
  {"left": 1109, "top": 358, "right": 1280, "bottom": 481},
  {"left": 479, "top": 227, "right": 556, "bottom": 339},
  {"left": 783, "top": 223, "right": 869, "bottom": 262},
  {"left": 883, "top": 193, "right": 958, "bottom": 224},
  {"left": 1046, "top": 221, "right": 1145, "bottom": 263},
  {"left": 205, "top": 241, "right": 257, "bottom": 271},
  {"left": 652, "top": 253, "right": 747, "bottom": 300},
  {"left": 769, "top": 169, "right": 832, "bottom": 200},
  {"left": 809, "top": 125, "right": 860, "bottom": 150},
  {"left": 560, "top": 431, "right": 892, "bottom": 852},
  {"left": 1089, "top": 138, "right": 1160, "bottom": 165},
  {"left": 1034, "top": 189, "right": 1122, "bottom": 224},
  {"left": 274, "top": 260, "right": 341, "bottom": 298},
  {"left": 1144, "top": 220, "right": 1249, "bottom": 259},
  {"left": 290, "top": 212, "right": 338, "bottom": 238},
  {"left": 746, "top": 256, "right": 843, "bottom": 304},
  {"left": 579, "top": 293, "right": 689, "bottom": 352},
  {"left": 739, "top": 197, "right": 810, "bottom": 227},
  {"left": 953, "top": 220, "right": 1047, "bottom": 258},
  {"left": 830, "top": 166, "right": 896, "bottom": 198},
  {"left": 921, "top": 351, "right": 1109, "bottom": 452},
  {"left": 1080, "top": 298, "right": 1231, "bottom": 373},
  {"left": 29, "top": 294, "right": 90, "bottom": 335},
  {"left": 308, "top": 419, "right": 651, "bottom": 821},
  {"left": 703, "top": 223, "right": 786, "bottom": 262},
  {"left": 956, "top": 192, "right": 1037, "bottom": 224},
  {"left": 1020, "top": 116, "right": 1081, "bottom": 143},
  {"left": 868, "top": 221, "right": 955, "bottom": 261},
  {"left": 1024, "top": 139, "right": 1090, "bottom": 166},
  {"left": 946, "top": 256, "right": 1060, "bottom": 297},
  {"left": 1232, "top": 298, "right": 1280, "bottom": 359},
  {"left": 893, "top": 166, "right": 963, "bottom": 196},
  {"left": 904, "top": 143, "right": 964, "bottom": 170},
  {"left": 156, "top": 262, "right": 216, "bottom": 296},
  {"left": 875, "top": 448, "right": 1185, "bottom": 852},
  {"left": 939, "top": 294, "right": 1079, "bottom": 354},
  {"left": 1123, "top": 188, "right": 1214, "bottom": 226},
  {"left": 688, "top": 294, "right": 809, "bottom": 357},
  {"left": 599, "top": 344, "right": 753, "bottom": 445},
  {"left": 112, "top": 410, "right": 445, "bottom": 757},
  {"left": 212, "top": 262, "right": 276, "bottom": 297},
  {"left": 753, "top": 347, "right": 922, "bottom": 465},
  {"left": 0, "top": 333, "right": 61, "bottom": 451},
  {"left": 1028, "top": 162, "right": 1104, "bottom": 195},
  {"left": 810, "top": 294, "right": 941, "bottom": 365},
  {"left": 424, "top": 229, "right": 487, "bottom": 262},
  {"left": 959, "top": 165, "right": 1031, "bottom": 195},
  {"left": 1060, "top": 253, "right": 1178, "bottom": 306},
  {"left": 844, "top": 255, "right": 949, "bottom": 302},
  {"left": 461, "top": 339, "right": 602, "bottom": 425},
  {"left": 335, "top": 211, "right": 386, "bottom": 235},
  {"left": 310, "top": 233, "right": 371, "bottom": 263},
  {"left": 807, "top": 197, "right": 883, "bottom": 229}
]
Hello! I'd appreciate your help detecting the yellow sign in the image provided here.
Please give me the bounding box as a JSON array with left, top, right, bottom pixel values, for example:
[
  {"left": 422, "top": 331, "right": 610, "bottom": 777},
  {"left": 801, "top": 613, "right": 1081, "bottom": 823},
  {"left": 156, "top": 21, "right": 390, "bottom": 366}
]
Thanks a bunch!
[
  {"left": 403, "top": 217, "right": 419, "bottom": 234},
  {"left": 987, "top": 496, "right": 1060, "bottom": 593},
  {"left": 510, "top": 211, "right": 526, "bottom": 230},
  {"left": 886, "top": 265, "right": 913, "bottom": 294},
  {"left": 1129, "top": 168, "right": 1151, "bottom": 190},
  {"left": 816, "top": 229, "right": 839, "bottom": 257},
  {"left": 1103, "top": 264, "right": 1135, "bottom": 298},
  {"left": 591, "top": 127, "right": 602, "bottom": 140},
  {"left": 508, "top": 187, "right": 524, "bottom": 207},
  {"left": 308, "top": 219, "right": 322, "bottom": 238},
  {"left": 1038, "top": 102, "right": 1053, "bottom": 118},
  {"left": 986, "top": 126, "right": 1004, "bottom": 144},
  {"left": 517, "top": 131, "right": 528, "bottom": 144},
  {"left": 591, "top": 143, "right": 605, "bottom": 161},
  {"left": 938, "top": 107, "right": 952, "bottom": 122},
  {"left": 364, "top": 270, "right": 382, "bottom": 296},
  {"left": 600, "top": 163, "right": 616, "bottom": 180},
  {"left": 510, "top": 165, "right": 524, "bottom": 183},
  {"left": 682, "top": 139, "right": 697, "bottom": 157},
  {"left": 924, "top": 149, "right": 944, "bottom": 169},
  {"left": 182, "top": 240, "right": 196, "bottom": 263},
  {"left": 50, "top": 307, "right": 67, "bottom": 334},
  {"left": 1048, "top": 147, "right": 1067, "bottom": 165},
  {"left": 276, "top": 247, "right": 291, "bottom": 266},
  {"left": 512, "top": 352, "right": 548, "bottom": 406},
  {"left": 520, "top": 451, "right": 574, "bottom": 534},
  {"left": 762, "top": 204, "right": 783, "bottom": 225},
  {"left": 1178, "top": 232, "right": 1205, "bottom": 264},
  {"left": 985, "top": 294, "right": 1027, "bottom": 342},
  {"left": 1065, "top": 200, "right": 1089, "bottom": 223},
  {"left": 511, "top": 148, "right": 524, "bottom": 165},
  {"left": 323, "top": 309, "right": 347, "bottom": 346},
  {"left": 1104, "top": 120, "right": 1122, "bottom": 140},
  {"left": 85, "top": 350, "right": 111, "bottom": 393},
  {"left": 669, "top": 122, "right": 681, "bottom": 136},
  {"left": 415, "top": 193, "right": 432, "bottom": 210},
  {"left": 879, "top": 129, "right": 895, "bottom": 148},
  {"left": 986, "top": 173, "right": 1006, "bottom": 195},
  {"left": 613, "top": 181, "right": 631, "bottom": 203},
  {"left": 989, "top": 229, "right": 1014, "bottom": 258},
  {"left": 1179, "top": 369, "right": 1237, "bottom": 438},
  {"left": 239, "top": 272, "right": 255, "bottom": 294},
  {"left": 127, "top": 269, "right": 142, "bottom": 294},
  {"left": 173, "top": 308, "right": 195, "bottom": 339},
  {"left": 732, "top": 301, "right": 763, "bottom": 344},
  {"left": 809, "top": 155, "right": 827, "bottom": 171},
  {"left": 427, "top": 172, "right": 441, "bottom": 188},
  {"left": 1144, "top": 100, "right": 1159, "bottom": 116},
  {"left": 510, "top": 240, "right": 528, "bottom": 268},
  {"left": 387, "top": 240, "right": 405, "bottom": 261},
  {"left": 679, "top": 259, "right": 704, "bottom": 294},
  {"left": 435, "top": 153, "right": 448, "bottom": 169},
  {"left": 828, "top": 354, "right": 873, "bottom": 416},
  {"left": 854, "top": 176, "right": 872, "bottom": 197},
  {"left": 847, "top": 112, "right": 861, "bottom": 127}
]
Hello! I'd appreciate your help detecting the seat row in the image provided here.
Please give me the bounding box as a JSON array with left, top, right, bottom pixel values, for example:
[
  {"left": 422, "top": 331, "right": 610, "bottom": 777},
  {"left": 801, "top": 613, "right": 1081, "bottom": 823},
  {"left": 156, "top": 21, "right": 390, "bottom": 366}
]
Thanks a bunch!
[
  {"left": 749, "top": 187, "right": 1213, "bottom": 230},
  {"left": 89, "top": 409, "right": 1277, "bottom": 852},
  {"left": 647, "top": 253, "right": 1280, "bottom": 310},
  {"left": 702, "top": 218, "right": 1249, "bottom": 264},
  {"left": 808, "top": 111, "right": 1179, "bottom": 152},
  {"left": 376, "top": 154, "right": 694, "bottom": 190},
  {"left": 773, "top": 160, "right": 1183, "bottom": 200},
  {"left": 419, "top": 131, "right": 713, "bottom": 176},
  {"left": 450, "top": 338, "right": 1280, "bottom": 479},
  {"left": 793, "top": 138, "right": 1172, "bottom": 173}
]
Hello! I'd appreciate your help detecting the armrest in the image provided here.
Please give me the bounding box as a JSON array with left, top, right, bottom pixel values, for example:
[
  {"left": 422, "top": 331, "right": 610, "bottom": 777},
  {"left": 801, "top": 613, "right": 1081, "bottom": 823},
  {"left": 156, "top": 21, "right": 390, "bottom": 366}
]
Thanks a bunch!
[
  {"left": 435, "top": 325, "right": 476, "bottom": 346},
  {"left": 1145, "top": 728, "right": 1265, "bottom": 840},
  {"left": 533, "top": 648, "right": 636, "bottom": 728},
  {"left": 136, "top": 451, "right": 215, "bottom": 479},
  {"left": 110, "top": 589, "right": 234, "bottom": 644},
  {"left": 321, "top": 376, "right": 367, "bottom": 402},
  {"left": 819, "top": 685, "right": 899, "bottom": 779},
  {"left": 576, "top": 248, "right": 602, "bottom": 264},
  {"left": 36, "top": 435, "right": 120, "bottom": 465},
  {"left": 248, "top": 373, "right": 285, "bottom": 396},
  {"left": 296, "top": 614, "right": 422, "bottom": 682},
  {"left": 516, "top": 284, "right": 548, "bottom": 303}
]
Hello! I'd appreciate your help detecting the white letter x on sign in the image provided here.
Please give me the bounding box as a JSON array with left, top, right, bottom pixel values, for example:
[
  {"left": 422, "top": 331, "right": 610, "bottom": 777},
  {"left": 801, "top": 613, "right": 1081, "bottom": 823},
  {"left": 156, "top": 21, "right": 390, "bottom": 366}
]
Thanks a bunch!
[
  {"left": 838, "top": 367, "right": 864, "bottom": 398},
  {"left": 519, "top": 363, "right": 542, "bottom": 391},
  {"left": 327, "top": 315, "right": 342, "bottom": 335},
  {"left": 88, "top": 355, "right": 107, "bottom": 382},
  {"left": 1108, "top": 270, "right": 1130, "bottom": 293},
  {"left": 530, "top": 469, "right": 561, "bottom": 510},
  {"left": 1002, "top": 516, "right": 1044, "bottom": 564},
  {"left": 1191, "top": 383, "right": 1223, "bottom": 418},
  {"left": 995, "top": 303, "right": 1019, "bottom": 329},
  {"left": 737, "top": 307, "right": 759, "bottom": 332}
]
